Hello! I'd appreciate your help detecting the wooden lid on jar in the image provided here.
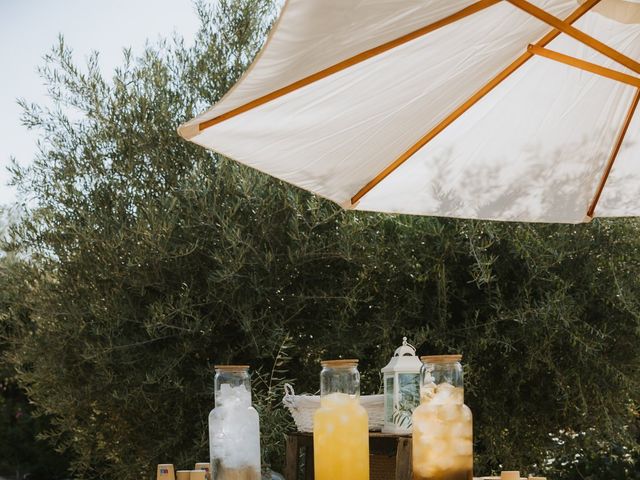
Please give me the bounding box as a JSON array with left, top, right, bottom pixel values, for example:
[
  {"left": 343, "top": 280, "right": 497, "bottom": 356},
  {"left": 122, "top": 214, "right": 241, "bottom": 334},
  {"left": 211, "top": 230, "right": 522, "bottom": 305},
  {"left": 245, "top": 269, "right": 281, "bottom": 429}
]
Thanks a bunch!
[
  {"left": 214, "top": 365, "right": 250, "bottom": 372},
  {"left": 321, "top": 359, "right": 359, "bottom": 368},
  {"left": 420, "top": 354, "right": 463, "bottom": 363}
]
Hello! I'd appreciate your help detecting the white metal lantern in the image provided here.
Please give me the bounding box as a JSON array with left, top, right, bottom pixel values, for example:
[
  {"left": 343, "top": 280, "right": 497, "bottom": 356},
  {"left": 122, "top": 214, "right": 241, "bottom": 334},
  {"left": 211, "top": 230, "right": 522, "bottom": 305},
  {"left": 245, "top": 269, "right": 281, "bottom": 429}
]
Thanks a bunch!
[{"left": 381, "top": 337, "right": 422, "bottom": 434}]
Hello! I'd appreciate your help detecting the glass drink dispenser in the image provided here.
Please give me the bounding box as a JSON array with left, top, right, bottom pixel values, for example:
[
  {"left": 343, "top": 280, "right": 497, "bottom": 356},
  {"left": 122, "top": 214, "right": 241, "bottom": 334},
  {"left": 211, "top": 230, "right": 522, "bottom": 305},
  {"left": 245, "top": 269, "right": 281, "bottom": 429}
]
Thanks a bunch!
[
  {"left": 412, "top": 355, "right": 473, "bottom": 480},
  {"left": 209, "top": 365, "right": 261, "bottom": 480},
  {"left": 313, "top": 359, "right": 369, "bottom": 480}
]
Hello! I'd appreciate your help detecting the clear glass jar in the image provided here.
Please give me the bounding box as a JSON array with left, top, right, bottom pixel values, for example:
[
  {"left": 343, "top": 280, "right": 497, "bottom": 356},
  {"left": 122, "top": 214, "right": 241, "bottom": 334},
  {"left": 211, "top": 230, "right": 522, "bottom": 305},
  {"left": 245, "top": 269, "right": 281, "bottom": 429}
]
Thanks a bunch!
[
  {"left": 313, "top": 359, "right": 369, "bottom": 480},
  {"left": 208, "top": 365, "right": 261, "bottom": 480},
  {"left": 412, "top": 355, "right": 473, "bottom": 480}
]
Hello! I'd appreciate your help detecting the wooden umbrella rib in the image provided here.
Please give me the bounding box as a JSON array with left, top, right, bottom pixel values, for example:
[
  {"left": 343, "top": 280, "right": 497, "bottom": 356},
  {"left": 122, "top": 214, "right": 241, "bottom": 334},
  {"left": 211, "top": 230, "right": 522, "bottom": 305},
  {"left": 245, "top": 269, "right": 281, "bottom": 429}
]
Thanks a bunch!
[
  {"left": 586, "top": 88, "right": 640, "bottom": 218},
  {"left": 350, "top": 0, "right": 601, "bottom": 205},
  {"left": 529, "top": 45, "right": 640, "bottom": 88},
  {"left": 196, "top": 0, "right": 501, "bottom": 132},
  {"left": 507, "top": 0, "right": 640, "bottom": 74}
]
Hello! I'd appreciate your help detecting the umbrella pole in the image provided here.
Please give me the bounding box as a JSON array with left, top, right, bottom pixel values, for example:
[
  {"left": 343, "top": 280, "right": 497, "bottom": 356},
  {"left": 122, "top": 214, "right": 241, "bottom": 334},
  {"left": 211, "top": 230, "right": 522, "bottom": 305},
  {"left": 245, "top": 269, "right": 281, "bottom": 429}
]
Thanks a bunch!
[{"left": 586, "top": 88, "right": 640, "bottom": 219}]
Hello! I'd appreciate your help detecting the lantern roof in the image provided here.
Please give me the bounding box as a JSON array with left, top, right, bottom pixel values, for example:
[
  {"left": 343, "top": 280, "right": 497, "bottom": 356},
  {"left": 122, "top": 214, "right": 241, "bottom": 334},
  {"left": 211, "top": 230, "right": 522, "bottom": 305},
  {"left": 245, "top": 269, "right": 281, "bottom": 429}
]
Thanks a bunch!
[{"left": 381, "top": 337, "right": 422, "bottom": 373}]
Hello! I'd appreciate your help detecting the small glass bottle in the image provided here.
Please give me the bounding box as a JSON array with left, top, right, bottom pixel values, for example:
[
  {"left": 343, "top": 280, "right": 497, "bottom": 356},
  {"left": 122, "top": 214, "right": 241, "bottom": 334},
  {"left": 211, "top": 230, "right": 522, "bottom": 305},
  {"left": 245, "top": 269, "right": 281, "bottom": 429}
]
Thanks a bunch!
[
  {"left": 313, "top": 359, "right": 369, "bottom": 480},
  {"left": 412, "top": 355, "right": 473, "bottom": 480},
  {"left": 208, "top": 365, "right": 261, "bottom": 480}
]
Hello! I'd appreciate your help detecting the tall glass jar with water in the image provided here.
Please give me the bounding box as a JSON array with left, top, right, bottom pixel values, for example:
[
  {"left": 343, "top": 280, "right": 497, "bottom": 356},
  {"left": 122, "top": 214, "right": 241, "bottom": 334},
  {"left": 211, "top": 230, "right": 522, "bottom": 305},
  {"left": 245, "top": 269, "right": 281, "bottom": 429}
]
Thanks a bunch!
[
  {"left": 313, "top": 359, "right": 369, "bottom": 480},
  {"left": 412, "top": 355, "right": 473, "bottom": 480},
  {"left": 209, "top": 365, "right": 261, "bottom": 480}
]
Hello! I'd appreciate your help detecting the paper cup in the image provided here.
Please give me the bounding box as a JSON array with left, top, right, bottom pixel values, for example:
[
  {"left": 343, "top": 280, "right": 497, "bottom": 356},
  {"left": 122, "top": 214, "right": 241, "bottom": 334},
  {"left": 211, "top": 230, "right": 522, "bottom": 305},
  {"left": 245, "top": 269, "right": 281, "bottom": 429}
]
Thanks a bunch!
[
  {"left": 501, "top": 472, "right": 521, "bottom": 480},
  {"left": 176, "top": 470, "right": 191, "bottom": 480},
  {"left": 157, "top": 464, "right": 175, "bottom": 480}
]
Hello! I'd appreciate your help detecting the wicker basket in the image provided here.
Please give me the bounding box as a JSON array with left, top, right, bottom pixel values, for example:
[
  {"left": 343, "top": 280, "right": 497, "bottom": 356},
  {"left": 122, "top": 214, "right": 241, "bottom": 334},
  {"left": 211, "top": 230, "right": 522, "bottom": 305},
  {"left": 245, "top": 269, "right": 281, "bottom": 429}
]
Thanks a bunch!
[{"left": 282, "top": 383, "right": 384, "bottom": 432}]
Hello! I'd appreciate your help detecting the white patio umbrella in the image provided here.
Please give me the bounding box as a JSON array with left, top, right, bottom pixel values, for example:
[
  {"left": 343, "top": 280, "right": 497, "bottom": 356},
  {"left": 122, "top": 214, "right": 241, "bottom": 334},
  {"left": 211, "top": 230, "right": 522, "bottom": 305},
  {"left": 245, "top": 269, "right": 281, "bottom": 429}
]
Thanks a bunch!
[{"left": 179, "top": 0, "right": 640, "bottom": 223}]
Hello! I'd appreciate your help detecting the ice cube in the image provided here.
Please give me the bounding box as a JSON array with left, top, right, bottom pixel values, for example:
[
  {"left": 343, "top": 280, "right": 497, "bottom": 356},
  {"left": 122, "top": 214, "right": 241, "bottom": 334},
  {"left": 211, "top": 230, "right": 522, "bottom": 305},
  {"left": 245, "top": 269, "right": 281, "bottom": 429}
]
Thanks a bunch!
[
  {"left": 322, "top": 392, "right": 352, "bottom": 408},
  {"left": 221, "top": 408, "right": 260, "bottom": 469},
  {"left": 413, "top": 461, "right": 437, "bottom": 478},
  {"left": 431, "top": 383, "right": 454, "bottom": 404},
  {"left": 412, "top": 417, "right": 429, "bottom": 436},
  {"left": 449, "top": 419, "right": 472, "bottom": 440},
  {"left": 431, "top": 445, "right": 458, "bottom": 471},
  {"left": 452, "top": 438, "right": 473, "bottom": 457},
  {"left": 437, "top": 404, "right": 461, "bottom": 422},
  {"left": 424, "top": 381, "right": 437, "bottom": 389},
  {"left": 209, "top": 409, "right": 227, "bottom": 460},
  {"left": 219, "top": 383, "right": 233, "bottom": 398},
  {"left": 423, "top": 419, "right": 448, "bottom": 441},
  {"left": 210, "top": 386, "right": 260, "bottom": 471}
]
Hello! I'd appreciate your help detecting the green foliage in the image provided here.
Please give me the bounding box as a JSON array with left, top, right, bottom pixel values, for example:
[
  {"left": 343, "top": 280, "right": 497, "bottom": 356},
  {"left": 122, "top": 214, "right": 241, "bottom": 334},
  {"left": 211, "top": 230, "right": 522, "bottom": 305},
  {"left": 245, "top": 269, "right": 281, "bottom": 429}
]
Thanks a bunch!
[
  {"left": 0, "top": 236, "right": 70, "bottom": 479},
  {"left": 0, "top": 382, "right": 70, "bottom": 480},
  {"left": 544, "top": 428, "right": 640, "bottom": 480},
  {"left": 1, "top": 1, "right": 639, "bottom": 479},
  {"left": 252, "top": 333, "right": 295, "bottom": 468}
]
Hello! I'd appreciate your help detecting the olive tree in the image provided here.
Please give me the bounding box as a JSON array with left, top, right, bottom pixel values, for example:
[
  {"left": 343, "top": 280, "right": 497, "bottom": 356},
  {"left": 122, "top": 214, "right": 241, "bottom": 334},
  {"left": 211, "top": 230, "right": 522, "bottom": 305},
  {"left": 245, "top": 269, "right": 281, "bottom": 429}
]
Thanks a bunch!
[{"left": 2, "top": 1, "right": 639, "bottom": 479}]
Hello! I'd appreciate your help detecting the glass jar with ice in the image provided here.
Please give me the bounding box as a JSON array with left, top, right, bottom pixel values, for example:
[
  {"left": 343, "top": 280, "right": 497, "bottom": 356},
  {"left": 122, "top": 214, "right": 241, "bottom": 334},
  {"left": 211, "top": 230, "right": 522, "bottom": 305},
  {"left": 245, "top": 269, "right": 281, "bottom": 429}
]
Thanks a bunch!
[
  {"left": 412, "top": 355, "right": 473, "bottom": 480},
  {"left": 313, "top": 359, "right": 369, "bottom": 480},
  {"left": 209, "top": 365, "right": 261, "bottom": 480}
]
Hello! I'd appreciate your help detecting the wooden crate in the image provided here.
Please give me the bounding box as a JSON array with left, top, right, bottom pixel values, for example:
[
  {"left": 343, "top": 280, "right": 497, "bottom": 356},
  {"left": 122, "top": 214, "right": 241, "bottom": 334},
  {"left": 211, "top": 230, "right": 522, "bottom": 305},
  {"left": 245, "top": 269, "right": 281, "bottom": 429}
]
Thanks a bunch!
[{"left": 284, "top": 432, "right": 412, "bottom": 480}]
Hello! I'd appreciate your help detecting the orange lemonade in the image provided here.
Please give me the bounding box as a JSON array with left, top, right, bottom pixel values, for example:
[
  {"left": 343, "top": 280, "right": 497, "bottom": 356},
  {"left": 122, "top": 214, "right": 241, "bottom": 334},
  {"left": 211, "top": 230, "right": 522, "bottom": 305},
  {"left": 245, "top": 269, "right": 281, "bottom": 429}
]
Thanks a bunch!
[{"left": 313, "top": 393, "right": 369, "bottom": 480}]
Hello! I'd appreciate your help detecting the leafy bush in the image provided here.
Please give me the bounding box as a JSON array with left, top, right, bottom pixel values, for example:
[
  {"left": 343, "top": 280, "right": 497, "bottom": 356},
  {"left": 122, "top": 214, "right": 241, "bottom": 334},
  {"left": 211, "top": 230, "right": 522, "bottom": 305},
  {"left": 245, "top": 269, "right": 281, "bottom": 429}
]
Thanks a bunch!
[
  {"left": 1, "top": 1, "right": 639, "bottom": 479},
  {"left": 0, "top": 382, "right": 70, "bottom": 480},
  {"left": 544, "top": 428, "right": 640, "bottom": 480},
  {"left": 0, "top": 245, "right": 70, "bottom": 479}
]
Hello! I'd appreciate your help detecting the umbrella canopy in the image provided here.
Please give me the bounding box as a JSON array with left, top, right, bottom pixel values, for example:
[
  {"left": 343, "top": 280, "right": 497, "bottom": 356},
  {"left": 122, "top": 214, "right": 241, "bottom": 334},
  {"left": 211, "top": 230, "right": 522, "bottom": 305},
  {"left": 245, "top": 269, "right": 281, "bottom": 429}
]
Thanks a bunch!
[{"left": 179, "top": 0, "right": 640, "bottom": 223}]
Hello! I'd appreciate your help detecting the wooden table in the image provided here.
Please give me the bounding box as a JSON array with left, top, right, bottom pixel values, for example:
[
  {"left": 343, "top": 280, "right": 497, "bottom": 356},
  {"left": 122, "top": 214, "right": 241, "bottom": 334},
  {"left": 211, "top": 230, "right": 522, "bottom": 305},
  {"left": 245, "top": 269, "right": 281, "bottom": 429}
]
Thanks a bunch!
[{"left": 284, "top": 432, "right": 412, "bottom": 480}]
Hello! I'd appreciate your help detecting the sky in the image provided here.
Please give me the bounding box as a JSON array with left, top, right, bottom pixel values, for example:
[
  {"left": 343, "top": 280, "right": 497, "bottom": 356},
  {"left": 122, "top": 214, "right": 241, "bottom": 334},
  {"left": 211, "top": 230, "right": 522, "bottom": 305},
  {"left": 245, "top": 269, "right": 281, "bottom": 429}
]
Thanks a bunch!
[{"left": 0, "top": 0, "right": 201, "bottom": 207}]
